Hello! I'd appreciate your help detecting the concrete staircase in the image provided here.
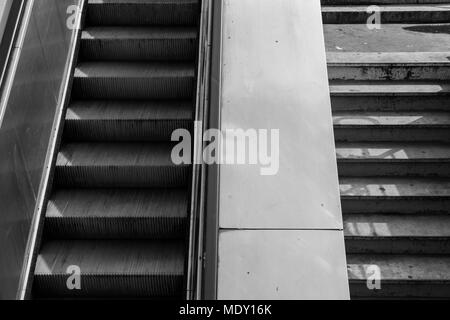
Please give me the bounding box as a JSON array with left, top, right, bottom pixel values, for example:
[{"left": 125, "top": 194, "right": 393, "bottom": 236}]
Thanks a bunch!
[
  {"left": 32, "top": 0, "right": 199, "bottom": 299},
  {"left": 322, "top": 0, "right": 450, "bottom": 299}
]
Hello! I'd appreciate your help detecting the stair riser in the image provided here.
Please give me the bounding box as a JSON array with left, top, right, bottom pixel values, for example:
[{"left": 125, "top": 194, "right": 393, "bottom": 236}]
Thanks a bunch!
[
  {"left": 64, "top": 120, "right": 193, "bottom": 142},
  {"left": 346, "top": 238, "right": 450, "bottom": 254},
  {"left": 72, "top": 77, "right": 195, "bottom": 99},
  {"left": 349, "top": 282, "right": 450, "bottom": 299},
  {"left": 44, "top": 218, "right": 187, "bottom": 240},
  {"left": 86, "top": 3, "right": 200, "bottom": 26},
  {"left": 33, "top": 275, "right": 183, "bottom": 298},
  {"left": 54, "top": 166, "right": 190, "bottom": 188},
  {"left": 342, "top": 198, "right": 450, "bottom": 214},
  {"left": 334, "top": 127, "right": 450, "bottom": 142},
  {"left": 80, "top": 39, "right": 197, "bottom": 61},
  {"left": 322, "top": 11, "right": 450, "bottom": 24},
  {"left": 331, "top": 96, "right": 450, "bottom": 112},
  {"left": 329, "top": 65, "right": 450, "bottom": 81},
  {"left": 338, "top": 161, "right": 450, "bottom": 177},
  {"left": 322, "top": 0, "right": 450, "bottom": 4}
]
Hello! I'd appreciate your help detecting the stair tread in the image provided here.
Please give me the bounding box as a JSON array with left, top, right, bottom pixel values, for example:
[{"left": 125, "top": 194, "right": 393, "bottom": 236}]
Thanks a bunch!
[
  {"left": 347, "top": 254, "right": 450, "bottom": 281},
  {"left": 35, "top": 240, "right": 184, "bottom": 275},
  {"left": 324, "top": 23, "right": 450, "bottom": 53},
  {"left": 46, "top": 189, "right": 187, "bottom": 219},
  {"left": 323, "top": 5, "right": 450, "bottom": 12},
  {"left": 74, "top": 62, "right": 195, "bottom": 78},
  {"left": 66, "top": 100, "right": 193, "bottom": 121},
  {"left": 330, "top": 80, "right": 450, "bottom": 95},
  {"left": 327, "top": 51, "right": 450, "bottom": 64},
  {"left": 333, "top": 111, "right": 450, "bottom": 126},
  {"left": 344, "top": 213, "right": 450, "bottom": 238},
  {"left": 336, "top": 142, "right": 450, "bottom": 160},
  {"left": 340, "top": 177, "right": 450, "bottom": 197},
  {"left": 82, "top": 26, "right": 197, "bottom": 40},
  {"left": 56, "top": 143, "right": 180, "bottom": 167}
]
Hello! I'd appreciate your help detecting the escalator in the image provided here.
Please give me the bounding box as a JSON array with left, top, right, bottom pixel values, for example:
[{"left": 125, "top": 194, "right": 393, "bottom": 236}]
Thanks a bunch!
[{"left": 31, "top": 0, "right": 200, "bottom": 299}]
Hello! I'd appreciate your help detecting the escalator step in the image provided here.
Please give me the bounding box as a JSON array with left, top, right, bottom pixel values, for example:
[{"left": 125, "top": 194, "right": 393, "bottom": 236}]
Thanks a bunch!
[
  {"left": 55, "top": 142, "right": 190, "bottom": 188},
  {"left": 65, "top": 100, "right": 193, "bottom": 142},
  {"left": 45, "top": 189, "right": 188, "bottom": 239},
  {"left": 33, "top": 240, "right": 185, "bottom": 298},
  {"left": 72, "top": 62, "right": 195, "bottom": 99},
  {"left": 86, "top": 0, "right": 200, "bottom": 26},
  {"left": 81, "top": 27, "right": 198, "bottom": 61}
]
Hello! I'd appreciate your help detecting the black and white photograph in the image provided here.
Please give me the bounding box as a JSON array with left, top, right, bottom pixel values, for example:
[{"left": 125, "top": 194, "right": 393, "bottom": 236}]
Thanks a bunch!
[{"left": 0, "top": 0, "right": 449, "bottom": 309}]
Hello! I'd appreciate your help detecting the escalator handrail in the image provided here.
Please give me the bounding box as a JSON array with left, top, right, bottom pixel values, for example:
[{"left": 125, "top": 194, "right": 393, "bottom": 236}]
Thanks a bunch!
[{"left": 186, "top": 0, "right": 214, "bottom": 300}]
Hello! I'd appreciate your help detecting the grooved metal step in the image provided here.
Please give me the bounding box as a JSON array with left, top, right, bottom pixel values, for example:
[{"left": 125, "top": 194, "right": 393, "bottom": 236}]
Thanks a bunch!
[
  {"left": 86, "top": 0, "right": 200, "bottom": 26},
  {"left": 72, "top": 62, "right": 195, "bottom": 99},
  {"left": 64, "top": 100, "right": 193, "bottom": 141},
  {"left": 54, "top": 143, "right": 189, "bottom": 188},
  {"left": 44, "top": 189, "right": 188, "bottom": 239},
  {"left": 34, "top": 240, "right": 185, "bottom": 298},
  {"left": 81, "top": 27, "right": 198, "bottom": 61}
]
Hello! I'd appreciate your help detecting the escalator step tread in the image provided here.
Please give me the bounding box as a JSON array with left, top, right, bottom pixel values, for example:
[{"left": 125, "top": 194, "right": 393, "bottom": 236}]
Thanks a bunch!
[
  {"left": 66, "top": 100, "right": 193, "bottom": 121},
  {"left": 82, "top": 26, "right": 197, "bottom": 40},
  {"left": 47, "top": 188, "right": 188, "bottom": 219},
  {"left": 74, "top": 62, "right": 195, "bottom": 79},
  {"left": 44, "top": 189, "right": 188, "bottom": 239},
  {"left": 56, "top": 142, "right": 181, "bottom": 167},
  {"left": 33, "top": 240, "right": 185, "bottom": 297},
  {"left": 35, "top": 240, "right": 185, "bottom": 276}
]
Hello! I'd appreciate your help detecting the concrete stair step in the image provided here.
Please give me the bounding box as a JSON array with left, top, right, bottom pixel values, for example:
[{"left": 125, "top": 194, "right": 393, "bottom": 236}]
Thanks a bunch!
[
  {"left": 44, "top": 189, "right": 188, "bottom": 239},
  {"left": 330, "top": 81, "right": 450, "bottom": 112},
  {"left": 33, "top": 240, "right": 185, "bottom": 298},
  {"left": 64, "top": 100, "right": 193, "bottom": 142},
  {"left": 324, "top": 24, "right": 450, "bottom": 53},
  {"left": 332, "top": 95, "right": 449, "bottom": 112},
  {"left": 340, "top": 177, "right": 450, "bottom": 213},
  {"left": 336, "top": 142, "right": 450, "bottom": 176},
  {"left": 80, "top": 27, "right": 198, "bottom": 61},
  {"left": 322, "top": 1, "right": 450, "bottom": 5},
  {"left": 72, "top": 62, "right": 195, "bottom": 99},
  {"left": 330, "top": 80, "right": 450, "bottom": 96},
  {"left": 86, "top": 0, "right": 200, "bottom": 26},
  {"left": 345, "top": 213, "right": 450, "bottom": 254},
  {"left": 328, "top": 52, "right": 450, "bottom": 80},
  {"left": 347, "top": 254, "right": 450, "bottom": 299},
  {"left": 333, "top": 111, "right": 450, "bottom": 142},
  {"left": 54, "top": 143, "right": 189, "bottom": 188},
  {"left": 322, "top": 5, "right": 450, "bottom": 24}
]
